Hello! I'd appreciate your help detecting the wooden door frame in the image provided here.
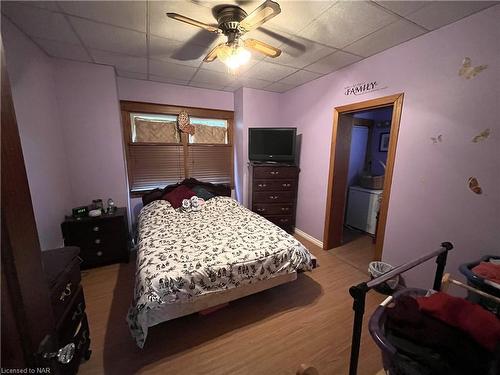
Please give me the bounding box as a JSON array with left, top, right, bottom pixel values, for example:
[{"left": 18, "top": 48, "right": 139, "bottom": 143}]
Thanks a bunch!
[{"left": 322, "top": 93, "right": 404, "bottom": 260}]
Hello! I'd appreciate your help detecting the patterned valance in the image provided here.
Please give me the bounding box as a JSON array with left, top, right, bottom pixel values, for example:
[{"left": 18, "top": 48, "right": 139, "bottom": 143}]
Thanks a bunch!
[{"left": 134, "top": 119, "right": 179, "bottom": 143}]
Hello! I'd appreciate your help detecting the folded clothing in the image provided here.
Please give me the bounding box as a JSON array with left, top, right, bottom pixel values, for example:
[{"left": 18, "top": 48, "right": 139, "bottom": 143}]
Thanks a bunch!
[
  {"left": 416, "top": 292, "right": 500, "bottom": 352},
  {"left": 385, "top": 295, "right": 495, "bottom": 375},
  {"left": 473, "top": 261, "right": 500, "bottom": 284}
]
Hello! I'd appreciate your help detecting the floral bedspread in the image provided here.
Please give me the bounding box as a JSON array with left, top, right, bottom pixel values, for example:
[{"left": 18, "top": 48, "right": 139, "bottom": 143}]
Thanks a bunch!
[{"left": 127, "top": 196, "right": 313, "bottom": 347}]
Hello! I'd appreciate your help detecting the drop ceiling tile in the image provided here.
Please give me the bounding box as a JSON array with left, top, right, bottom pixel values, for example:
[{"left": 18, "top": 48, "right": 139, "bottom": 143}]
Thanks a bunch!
[
  {"left": 300, "top": 1, "right": 398, "bottom": 48},
  {"left": 33, "top": 37, "right": 91, "bottom": 62},
  {"left": 245, "top": 27, "right": 294, "bottom": 50},
  {"left": 149, "top": 74, "right": 189, "bottom": 86},
  {"left": 239, "top": 78, "right": 274, "bottom": 90},
  {"left": 58, "top": 1, "right": 146, "bottom": 32},
  {"left": 374, "top": 1, "right": 429, "bottom": 17},
  {"left": 344, "top": 19, "right": 426, "bottom": 58},
  {"left": 189, "top": 81, "right": 227, "bottom": 91},
  {"left": 243, "top": 60, "right": 297, "bottom": 81},
  {"left": 1, "top": 2, "right": 80, "bottom": 44},
  {"left": 405, "top": 1, "right": 496, "bottom": 30},
  {"left": 305, "top": 50, "right": 361, "bottom": 74},
  {"left": 269, "top": 37, "right": 335, "bottom": 69},
  {"left": 149, "top": 59, "right": 198, "bottom": 81},
  {"left": 280, "top": 70, "right": 322, "bottom": 86},
  {"left": 200, "top": 57, "right": 259, "bottom": 74},
  {"left": 150, "top": 1, "right": 217, "bottom": 42},
  {"left": 18, "top": 1, "right": 59, "bottom": 12},
  {"left": 117, "top": 70, "right": 147, "bottom": 80},
  {"left": 190, "top": 69, "right": 235, "bottom": 86},
  {"left": 264, "top": 81, "right": 296, "bottom": 93},
  {"left": 149, "top": 35, "right": 206, "bottom": 68},
  {"left": 69, "top": 16, "right": 146, "bottom": 56},
  {"left": 264, "top": 1, "right": 335, "bottom": 35},
  {"left": 90, "top": 49, "right": 147, "bottom": 73}
]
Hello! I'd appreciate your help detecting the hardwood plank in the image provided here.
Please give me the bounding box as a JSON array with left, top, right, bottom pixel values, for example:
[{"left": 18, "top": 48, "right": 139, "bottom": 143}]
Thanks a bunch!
[{"left": 79, "top": 234, "right": 384, "bottom": 375}]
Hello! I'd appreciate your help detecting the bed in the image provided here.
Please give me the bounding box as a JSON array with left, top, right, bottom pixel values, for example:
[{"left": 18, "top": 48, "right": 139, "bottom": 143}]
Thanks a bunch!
[{"left": 127, "top": 179, "right": 314, "bottom": 348}]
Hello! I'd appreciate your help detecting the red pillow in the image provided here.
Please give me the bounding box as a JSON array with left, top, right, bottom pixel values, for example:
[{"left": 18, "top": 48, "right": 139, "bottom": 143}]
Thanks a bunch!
[{"left": 163, "top": 185, "right": 195, "bottom": 209}]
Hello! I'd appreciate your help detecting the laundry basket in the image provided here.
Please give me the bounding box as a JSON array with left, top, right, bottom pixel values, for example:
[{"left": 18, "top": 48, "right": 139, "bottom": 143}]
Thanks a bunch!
[
  {"left": 368, "top": 288, "right": 498, "bottom": 375},
  {"left": 459, "top": 255, "right": 500, "bottom": 314}
]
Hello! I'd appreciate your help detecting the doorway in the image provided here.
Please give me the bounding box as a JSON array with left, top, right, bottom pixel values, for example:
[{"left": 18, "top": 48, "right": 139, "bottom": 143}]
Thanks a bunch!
[{"left": 323, "top": 94, "right": 404, "bottom": 260}]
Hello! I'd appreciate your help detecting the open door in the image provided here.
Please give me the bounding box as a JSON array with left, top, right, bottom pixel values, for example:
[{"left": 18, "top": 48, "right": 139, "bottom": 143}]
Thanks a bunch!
[
  {"left": 323, "top": 114, "right": 355, "bottom": 249},
  {"left": 323, "top": 94, "right": 404, "bottom": 260}
]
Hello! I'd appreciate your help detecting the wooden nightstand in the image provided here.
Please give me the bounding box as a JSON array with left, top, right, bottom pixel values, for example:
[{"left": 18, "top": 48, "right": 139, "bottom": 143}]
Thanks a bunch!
[{"left": 61, "top": 208, "right": 129, "bottom": 269}]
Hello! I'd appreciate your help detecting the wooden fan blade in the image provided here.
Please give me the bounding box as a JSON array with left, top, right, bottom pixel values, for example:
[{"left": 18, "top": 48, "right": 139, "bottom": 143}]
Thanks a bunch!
[
  {"left": 166, "top": 13, "right": 221, "bottom": 33},
  {"left": 239, "top": 0, "right": 281, "bottom": 32},
  {"left": 244, "top": 38, "right": 281, "bottom": 58},
  {"left": 203, "top": 43, "right": 225, "bottom": 62}
]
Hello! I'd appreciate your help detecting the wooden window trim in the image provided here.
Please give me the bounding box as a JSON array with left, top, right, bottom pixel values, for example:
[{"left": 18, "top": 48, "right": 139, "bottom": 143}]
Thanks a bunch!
[{"left": 120, "top": 101, "right": 234, "bottom": 197}]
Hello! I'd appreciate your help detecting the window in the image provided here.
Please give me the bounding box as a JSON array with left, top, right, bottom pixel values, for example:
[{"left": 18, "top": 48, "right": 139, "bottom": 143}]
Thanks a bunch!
[{"left": 121, "top": 102, "right": 234, "bottom": 195}]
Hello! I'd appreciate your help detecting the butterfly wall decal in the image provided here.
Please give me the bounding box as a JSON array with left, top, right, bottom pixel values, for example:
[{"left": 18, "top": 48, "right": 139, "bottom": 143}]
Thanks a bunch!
[{"left": 459, "top": 57, "right": 488, "bottom": 79}]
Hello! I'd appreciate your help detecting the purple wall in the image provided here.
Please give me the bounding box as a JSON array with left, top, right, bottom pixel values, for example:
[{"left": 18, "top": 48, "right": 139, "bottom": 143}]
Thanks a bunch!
[
  {"left": 3, "top": 18, "right": 72, "bottom": 250},
  {"left": 234, "top": 88, "right": 283, "bottom": 206},
  {"left": 117, "top": 77, "right": 233, "bottom": 110},
  {"left": 281, "top": 6, "right": 500, "bottom": 287},
  {"left": 54, "top": 60, "right": 128, "bottom": 211}
]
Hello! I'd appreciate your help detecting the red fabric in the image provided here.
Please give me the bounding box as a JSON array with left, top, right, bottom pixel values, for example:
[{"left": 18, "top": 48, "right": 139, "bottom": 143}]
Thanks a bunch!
[
  {"left": 472, "top": 262, "right": 500, "bottom": 284},
  {"left": 417, "top": 292, "right": 500, "bottom": 352},
  {"left": 162, "top": 185, "right": 195, "bottom": 208}
]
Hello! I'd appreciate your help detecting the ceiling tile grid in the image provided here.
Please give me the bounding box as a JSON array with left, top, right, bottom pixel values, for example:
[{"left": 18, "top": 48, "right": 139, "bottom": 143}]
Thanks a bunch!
[{"left": 1, "top": 1, "right": 496, "bottom": 94}]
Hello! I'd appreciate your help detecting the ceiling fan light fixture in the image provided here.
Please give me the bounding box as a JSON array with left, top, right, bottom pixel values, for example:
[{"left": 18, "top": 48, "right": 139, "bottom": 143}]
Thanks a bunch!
[{"left": 218, "top": 42, "right": 251, "bottom": 72}]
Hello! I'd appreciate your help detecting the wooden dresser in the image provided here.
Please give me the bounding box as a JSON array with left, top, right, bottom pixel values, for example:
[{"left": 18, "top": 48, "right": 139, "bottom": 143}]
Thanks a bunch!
[
  {"left": 61, "top": 208, "right": 129, "bottom": 269},
  {"left": 249, "top": 163, "right": 299, "bottom": 231},
  {"left": 41, "top": 247, "right": 91, "bottom": 373}
]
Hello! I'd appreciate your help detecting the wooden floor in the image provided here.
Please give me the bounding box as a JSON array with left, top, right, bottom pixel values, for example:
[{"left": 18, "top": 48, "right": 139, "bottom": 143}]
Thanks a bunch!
[{"left": 79, "top": 234, "right": 383, "bottom": 375}]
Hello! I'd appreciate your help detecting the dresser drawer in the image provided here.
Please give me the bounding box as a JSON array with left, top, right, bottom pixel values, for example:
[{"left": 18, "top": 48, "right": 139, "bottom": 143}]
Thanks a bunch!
[
  {"left": 254, "top": 203, "right": 293, "bottom": 215},
  {"left": 253, "top": 166, "right": 298, "bottom": 179},
  {"left": 253, "top": 180, "right": 296, "bottom": 191},
  {"left": 63, "top": 216, "right": 126, "bottom": 242},
  {"left": 57, "top": 286, "right": 86, "bottom": 343},
  {"left": 264, "top": 215, "right": 294, "bottom": 227},
  {"left": 253, "top": 191, "right": 295, "bottom": 203},
  {"left": 50, "top": 259, "right": 81, "bottom": 323},
  {"left": 80, "top": 244, "right": 125, "bottom": 269}
]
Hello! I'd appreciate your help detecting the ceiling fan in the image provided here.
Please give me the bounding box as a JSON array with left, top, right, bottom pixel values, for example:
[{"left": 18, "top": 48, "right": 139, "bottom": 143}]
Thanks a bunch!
[{"left": 167, "top": 0, "right": 282, "bottom": 71}]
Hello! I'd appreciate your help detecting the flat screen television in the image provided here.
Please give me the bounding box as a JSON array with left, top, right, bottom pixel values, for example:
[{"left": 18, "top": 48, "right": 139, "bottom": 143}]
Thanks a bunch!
[{"left": 248, "top": 127, "right": 297, "bottom": 163}]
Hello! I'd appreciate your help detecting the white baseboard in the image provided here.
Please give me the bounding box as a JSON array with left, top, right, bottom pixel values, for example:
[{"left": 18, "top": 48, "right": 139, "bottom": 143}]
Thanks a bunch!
[{"left": 293, "top": 228, "right": 323, "bottom": 248}]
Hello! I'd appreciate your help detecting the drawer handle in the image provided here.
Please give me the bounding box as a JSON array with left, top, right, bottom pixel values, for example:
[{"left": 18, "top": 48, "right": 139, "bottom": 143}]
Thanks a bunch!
[
  {"left": 258, "top": 183, "right": 267, "bottom": 187},
  {"left": 43, "top": 342, "right": 75, "bottom": 364},
  {"left": 256, "top": 208, "right": 266, "bottom": 212},
  {"left": 60, "top": 283, "right": 72, "bottom": 301},
  {"left": 281, "top": 207, "right": 289, "bottom": 211},
  {"left": 93, "top": 226, "right": 100, "bottom": 232},
  {"left": 280, "top": 218, "right": 289, "bottom": 223},
  {"left": 72, "top": 302, "right": 84, "bottom": 321},
  {"left": 94, "top": 238, "right": 101, "bottom": 244},
  {"left": 270, "top": 171, "right": 279, "bottom": 175},
  {"left": 96, "top": 251, "right": 103, "bottom": 257},
  {"left": 282, "top": 183, "right": 291, "bottom": 187},
  {"left": 269, "top": 195, "right": 279, "bottom": 200}
]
